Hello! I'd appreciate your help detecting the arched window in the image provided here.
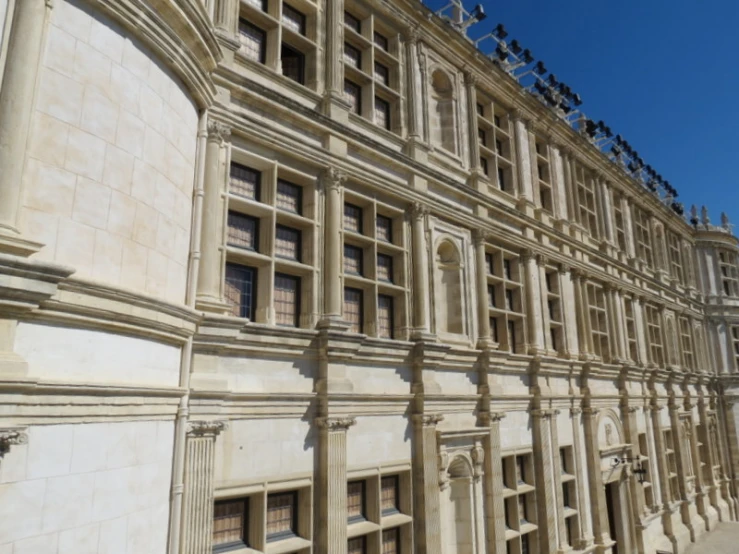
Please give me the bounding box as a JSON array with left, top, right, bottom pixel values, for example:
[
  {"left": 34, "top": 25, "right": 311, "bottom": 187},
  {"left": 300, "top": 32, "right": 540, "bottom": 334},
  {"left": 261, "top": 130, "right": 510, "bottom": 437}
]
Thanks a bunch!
[
  {"left": 436, "top": 240, "right": 463, "bottom": 334},
  {"left": 430, "top": 70, "right": 456, "bottom": 153}
]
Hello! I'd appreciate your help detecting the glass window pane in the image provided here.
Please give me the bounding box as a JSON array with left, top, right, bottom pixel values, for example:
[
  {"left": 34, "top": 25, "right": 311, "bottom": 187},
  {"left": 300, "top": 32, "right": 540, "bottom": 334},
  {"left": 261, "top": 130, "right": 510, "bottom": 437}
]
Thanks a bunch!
[
  {"left": 344, "top": 43, "right": 362, "bottom": 69},
  {"left": 281, "top": 44, "right": 305, "bottom": 84},
  {"left": 274, "top": 274, "right": 300, "bottom": 326},
  {"left": 282, "top": 4, "right": 306, "bottom": 35},
  {"left": 344, "top": 203, "right": 362, "bottom": 233},
  {"left": 344, "top": 80, "right": 361, "bottom": 115},
  {"left": 266, "top": 492, "right": 296, "bottom": 540},
  {"left": 275, "top": 225, "right": 301, "bottom": 261},
  {"left": 347, "top": 481, "right": 365, "bottom": 521},
  {"left": 227, "top": 212, "right": 258, "bottom": 250},
  {"left": 381, "top": 475, "right": 399, "bottom": 513},
  {"left": 378, "top": 295, "right": 394, "bottom": 339},
  {"left": 348, "top": 536, "right": 366, "bottom": 554},
  {"left": 375, "top": 97, "right": 390, "bottom": 130},
  {"left": 276, "top": 180, "right": 302, "bottom": 214},
  {"left": 344, "top": 11, "right": 361, "bottom": 32},
  {"left": 375, "top": 62, "right": 390, "bottom": 86},
  {"left": 374, "top": 31, "right": 389, "bottom": 51},
  {"left": 225, "top": 264, "right": 256, "bottom": 319},
  {"left": 230, "top": 163, "right": 261, "bottom": 200},
  {"left": 382, "top": 528, "right": 399, "bottom": 554},
  {"left": 377, "top": 254, "right": 393, "bottom": 282},
  {"left": 213, "top": 499, "right": 246, "bottom": 547},
  {"left": 376, "top": 215, "right": 392, "bottom": 242},
  {"left": 344, "top": 287, "right": 363, "bottom": 333},
  {"left": 238, "top": 20, "right": 266, "bottom": 63},
  {"left": 344, "top": 245, "right": 363, "bottom": 275}
]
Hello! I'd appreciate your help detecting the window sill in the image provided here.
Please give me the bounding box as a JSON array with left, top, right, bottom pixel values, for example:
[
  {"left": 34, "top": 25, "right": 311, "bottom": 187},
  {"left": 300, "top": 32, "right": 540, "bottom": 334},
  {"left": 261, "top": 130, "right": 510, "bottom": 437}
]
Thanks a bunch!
[
  {"left": 347, "top": 520, "right": 381, "bottom": 538},
  {"left": 265, "top": 536, "right": 312, "bottom": 554},
  {"left": 381, "top": 512, "right": 413, "bottom": 528}
]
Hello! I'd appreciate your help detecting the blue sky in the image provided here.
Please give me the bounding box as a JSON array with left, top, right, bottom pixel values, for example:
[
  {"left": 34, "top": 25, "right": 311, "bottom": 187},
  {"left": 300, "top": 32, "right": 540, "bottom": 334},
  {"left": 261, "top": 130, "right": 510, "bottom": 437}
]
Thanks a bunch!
[{"left": 422, "top": 0, "right": 739, "bottom": 227}]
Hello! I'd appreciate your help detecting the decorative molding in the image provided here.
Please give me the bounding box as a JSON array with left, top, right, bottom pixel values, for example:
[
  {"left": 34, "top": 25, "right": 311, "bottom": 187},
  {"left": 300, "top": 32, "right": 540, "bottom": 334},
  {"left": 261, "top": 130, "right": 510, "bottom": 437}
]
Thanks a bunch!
[
  {"left": 187, "top": 420, "right": 228, "bottom": 437},
  {"left": 408, "top": 202, "right": 429, "bottom": 221},
  {"left": 463, "top": 71, "right": 477, "bottom": 87},
  {"left": 472, "top": 228, "right": 491, "bottom": 247},
  {"left": 0, "top": 428, "right": 28, "bottom": 457},
  {"left": 414, "top": 413, "right": 444, "bottom": 427},
  {"left": 206, "top": 120, "right": 231, "bottom": 144},
  {"left": 321, "top": 166, "right": 347, "bottom": 192},
  {"left": 317, "top": 417, "right": 357, "bottom": 432}
]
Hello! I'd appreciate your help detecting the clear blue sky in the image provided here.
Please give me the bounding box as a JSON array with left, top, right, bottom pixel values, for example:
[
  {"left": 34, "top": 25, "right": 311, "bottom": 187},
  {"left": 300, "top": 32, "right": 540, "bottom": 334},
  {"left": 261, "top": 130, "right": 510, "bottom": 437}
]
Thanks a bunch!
[{"left": 422, "top": 0, "right": 739, "bottom": 226}]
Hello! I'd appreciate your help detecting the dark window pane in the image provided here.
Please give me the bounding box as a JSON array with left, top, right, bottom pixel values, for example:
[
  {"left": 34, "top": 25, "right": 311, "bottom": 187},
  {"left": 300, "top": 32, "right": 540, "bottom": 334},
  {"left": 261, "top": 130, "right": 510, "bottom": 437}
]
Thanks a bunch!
[
  {"left": 275, "top": 225, "right": 301, "bottom": 261},
  {"left": 227, "top": 212, "right": 258, "bottom": 251},
  {"left": 381, "top": 476, "right": 399, "bottom": 513},
  {"left": 376, "top": 215, "right": 392, "bottom": 242},
  {"left": 266, "top": 492, "right": 297, "bottom": 540},
  {"left": 374, "top": 31, "right": 389, "bottom": 51},
  {"left": 347, "top": 481, "right": 365, "bottom": 521},
  {"left": 344, "top": 80, "right": 362, "bottom": 115},
  {"left": 348, "top": 536, "right": 367, "bottom": 554},
  {"left": 377, "top": 254, "right": 393, "bottom": 282},
  {"left": 344, "top": 203, "right": 363, "bottom": 233},
  {"left": 274, "top": 273, "right": 300, "bottom": 327},
  {"left": 378, "top": 295, "right": 394, "bottom": 339},
  {"left": 282, "top": 4, "right": 306, "bottom": 35},
  {"left": 281, "top": 44, "right": 305, "bottom": 84},
  {"left": 344, "top": 287, "right": 363, "bottom": 333},
  {"left": 344, "top": 11, "right": 361, "bottom": 33},
  {"left": 238, "top": 20, "right": 266, "bottom": 63},
  {"left": 230, "top": 163, "right": 261, "bottom": 200},
  {"left": 375, "top": 97, "right": 391, "bottom": 130},
  {"left": 225, "top": 264, "right": 256, "bottom": 319},
  {"left": 375, "top": 62, "right": 390, "bottom": 86},
  {"left": 344, "top": 244, "right": 363, "bottom": 275},
  {"left": 382, "top": 528, "right": 399, "bottom": 554},
  {"left": 213, "top": 499, "right": 247, "bottom": 548},
  {"left": 344, "top": 43, "right": 362, "bottom": 69},
  {"left": 276, "top": 180, "right": 302, "bottom": 214}
]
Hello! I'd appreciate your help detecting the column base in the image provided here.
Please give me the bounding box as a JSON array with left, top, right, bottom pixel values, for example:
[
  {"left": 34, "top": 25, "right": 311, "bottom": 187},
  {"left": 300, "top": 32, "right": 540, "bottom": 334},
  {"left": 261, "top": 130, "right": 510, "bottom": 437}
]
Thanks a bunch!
[
  {"left": 195, "top": 296, "right": 232, "bottom": 315},
  {"left": 410, "top": 329, "right": 436, "bottom": 342},
  {"left": 317, "top": 315, "right": 352, "bottom": 333},
  {"left": 0, "top": 229, "right": 43, "bottom": 257}
]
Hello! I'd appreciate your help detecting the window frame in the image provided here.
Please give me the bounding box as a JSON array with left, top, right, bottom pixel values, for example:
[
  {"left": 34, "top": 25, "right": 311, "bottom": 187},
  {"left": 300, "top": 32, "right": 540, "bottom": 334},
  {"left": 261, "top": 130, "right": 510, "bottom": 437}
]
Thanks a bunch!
[{"left": 266, "top": 491, "right": 299, "bottom": 542}]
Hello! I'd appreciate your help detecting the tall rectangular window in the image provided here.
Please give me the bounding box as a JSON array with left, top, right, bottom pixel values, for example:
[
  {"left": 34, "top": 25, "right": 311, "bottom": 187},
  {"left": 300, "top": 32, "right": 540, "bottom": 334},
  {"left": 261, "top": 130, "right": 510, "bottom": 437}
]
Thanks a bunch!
[
  {"left": 344, "top": 43, "right": 362, "bottom": 68},
  {"left": 633, "top": 207, "right": 654, "bottom": 267},
  {"left": 230, "top": 162, "right": 261, "bottom": 200},
  {"left": 624, "top": 297, "right": 638, "bottom": 362},
  {"left": 679, "top": 317, "right": 695, "bottom": 370},
  {"left": 281, "top": 44, "right": 305, "bottom": 84},
  {"left": 344, "top": 80, "right": 362, "bottom": 114},
  {"left": 266, "top": 492, "right": 297, "bottom": 540},
  {"left": 374, "top": 62, "right": 390, "bottom": 86},
  {"left": 373, "top": 31, "right": 389, "bottom": 51},
  {"left": 574, "top": 165, "right": 598, "bottom": 238},
  {"left": 381, "top": 475, "right": 399, "bottom": 513},
  {"left": 227, "top": 212, "right": 258, "bottom": 251},
  {"left": 668, "top": 232, "right": 684, "bottom": 283},
  {"left": 276, "top": 180, "right": 302, "bottom": 214},
  {"left": 382, "top": 529, "right": 399, "bottom": 554},
  {"left": 344, "top": 11, "right": 361, "bottom": 32},
  {"left": 344, "top": 287, "right": 363, "bottom": 333},
  {"left": 347, "top": 481, "right": 366, "bottom": 522},
  {"left": 281, "top": 4, "right": 306, "bottom": 35},
  {"left": 238, "top": 20, "right": 266, "bottom": 63},
  {"left": 344, "top": 203, "right": 363, "bottom": 233},
  {"left": 378, "top": 295, "right": 394, "bottom": 339},
  {"left": 377, "top": 254, "right": 393, "bottom": 282},
  {"left": 274, "top": 274, "right": 300, "bottom": 327},
  {"left": 213, "top": 498, "right": 248, "bottom": 549},
  {"left": 344, "top": 245, "right": 363, "bottom": 275},
  {"left": 645, "top": 305, "right": 664, "bottom": 367},
  {"left": 348, "top": 537, "right": 367, "bottom": 554},
  {"left": 376, "top": 215, "right": 392, "bottom": 242},
  {"left": 275, "top": 225, "right": 301, "bottom": 261},
  {"left": 375, "top": 97, "right": 391, "bottom": 130},
  {"left": 587, "top": 283, "right": 609, "bottom": 361},
  {"left": 225, "top": 264, "right": 256, "bottom": 319}
]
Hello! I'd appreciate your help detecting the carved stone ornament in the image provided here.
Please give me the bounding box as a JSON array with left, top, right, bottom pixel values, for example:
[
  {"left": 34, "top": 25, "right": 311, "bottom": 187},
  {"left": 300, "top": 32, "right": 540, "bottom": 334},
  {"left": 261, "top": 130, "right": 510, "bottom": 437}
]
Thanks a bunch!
[
  {"left": 472, "top": 228, "right": 491, "bottom": 246},
  {"left": 438, "top": 446, "right": 450, "bottom": 490},
  {"left": 464, "top": 71, "right": 477, "bottom": 88},
  {"left": 559, "top": 262, "right": 571, "bottom": 275},
  {"left": 321, "top": 167, "right": 347, "bottom": 191},
  {"left": 187, "top": 420, "right": 228, "bottom": 437},
  {"left": 0, "top": 428, "right": 28, "bottom": 457},
  {"left": 207, "top": 120, "right": 231, "bottom": 144},
  {"left": 408, "top": 202, "right": 429, "bottom": 221},
  {"left": 317, "top": 417, "right": 357, "bottom": 432},
  {"left": 570, "top": 407, "right": 582, "bottom": 416},
  {"left": 471, "top": 442, "right": 484, "bottom": 481}
]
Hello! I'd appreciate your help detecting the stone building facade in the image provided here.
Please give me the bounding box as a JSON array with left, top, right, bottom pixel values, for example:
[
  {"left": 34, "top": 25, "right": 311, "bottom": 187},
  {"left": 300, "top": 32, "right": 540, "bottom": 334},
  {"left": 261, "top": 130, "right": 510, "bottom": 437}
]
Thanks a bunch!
[{"left": 1, "top": 1, "right": 739, "bottom": 554}]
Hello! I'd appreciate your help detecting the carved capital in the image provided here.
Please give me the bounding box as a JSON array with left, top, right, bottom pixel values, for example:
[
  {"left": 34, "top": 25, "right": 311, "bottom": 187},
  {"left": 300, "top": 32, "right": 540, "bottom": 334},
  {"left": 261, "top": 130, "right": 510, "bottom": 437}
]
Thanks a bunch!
[
  {"left": 414, "top": 413, "right": 444, "bottom": 427},
  {"left": 532, "top": 409, "right": 555, "bottom": 420},
  {"left": 570, "top": 407, "right": 582, "bottom": 416},
  {"left": 582, "top": 407, "right": 600, "bottom": 416},
  {"left": 408, "top": 202, "right": 429, "bottom": 221},
  {"left": 464, "top": 71, "right": 477, "bottom": 88},
  {"left": 0, "top": 428, "right": 28, "bottom": 457},
  {"left": 207, "top": 120, "right": 231, "bottom": 144},
  {"left": 317, "top": 417, "right": 357, "bottom": 432},
  {"left": 472, "top": 228, "right": 491, "bottom": 247},
  {"left": 187, "top": 420, "right": 228, "bottom": 437},
  {"left": 479, "top": 411, "right": 506, "bottom": 426},
  {"left": 321, "top": 166, "right": 347, "bottom": 192},
  {"left": 559, "top": 262, "right": 571, "bottom": 275}
]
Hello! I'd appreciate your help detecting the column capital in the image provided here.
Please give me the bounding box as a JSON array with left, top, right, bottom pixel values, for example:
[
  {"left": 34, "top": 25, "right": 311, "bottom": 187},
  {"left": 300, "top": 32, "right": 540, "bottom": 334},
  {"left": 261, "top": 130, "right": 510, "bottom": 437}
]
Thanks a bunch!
[
  {"left": 582, "top": 407, "right": 600, "bottom": 416},
  {"left": 479, "top": 411, "right": 506, "bottom": 425},
  {"left": 570, "top": 407, "right": 582, "bottom": 416},
  {"left": 206, "top": 119, "right": 231, "bottom": 144},
  {"left": 558, "top": 262, "right": 571, "bottom": 275},
  {"left": 413, "top": 413, "right": 444, "bottom": 427},
  {"left": 464, "top": 70, "right": 478, "bottom": 88},
  {"left": 0, "top": 428, "right": 27, "bottom": 457},
  {"left": 472, "top": 228, "right": 491, "bottom": 247},
  {"left": 531, "top": 409, "right": 557, "bottom": 419},
  {"left": 317, "top": 417, "right": 357, "bottom": 432},
  {"left": 321, "top": 166, "right": 347, "bottom": 191},
  {"left": 510, "top": 107, "right": 530, "bottom": 129},
  {"left": 408, "top": 201, "right": 429, "bottom": 221},
  {"left": 187, "top": 420, "right": 228, "bottom": 437},
  {"left": 403, "top": 25, "right": 421, "bottom": 46}
]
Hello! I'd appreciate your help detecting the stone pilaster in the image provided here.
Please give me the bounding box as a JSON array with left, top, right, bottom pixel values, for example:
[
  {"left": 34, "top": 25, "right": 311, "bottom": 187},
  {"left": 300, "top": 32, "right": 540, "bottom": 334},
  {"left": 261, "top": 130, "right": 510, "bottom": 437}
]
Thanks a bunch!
[
  {"left": 481, "top": 412, "right": 507, "bottom": 554},
  {"left": 605, "top": 286, "right": 625, "bottom": 362},
  {"left": 572, "top": 270, "right": 591, "bottom": 359},
  {"left": 181, "top": 420, "right": 228, "bottom": 554},
  {"left": 412, "top": 414, "right": 444, "bottom": 554},
  {"left": 0, "top": 0, "right": 51, "bottom": 256},
  {"left": 548, "top": 410, "right": 569, "bottom": 554},
  {"left": 561, "top": 152, "right": 579, "bottom": 228},
  {"left": 650, "top": 404, "right": 671, "bottom": 509},
  {"left": 560, "top": 264, "right": 580, "bottom": 358},
  {"left": 570, "top": 408, "right": 592, "bottom": 548},
  {"left": 473, "top": 230, "right": 492, "bottom": 348},
  {"left": 622, "top": 406, "right": 646, "bottom": 517},
  {"left": 582, "top": 407, "right": 610, "bottom": 545},
  {"left": 322, "top": 0, "right": 350, "bottom": 117},
  {"left": 597, "top": 179, "right": 615, "bottom": 246},
  {"left": 523, "top": 250, "right": 544, "bottom": 355},
  {"left": 410, "top": 203, "right": 432, "bottom": 338},
  {"left": 621, "top": 196, "right": 637, "bottom": 260},
  {"left": 196, "top": 120, "right": 231, "bottom": 314},
  {"left": 632, "top": 297, "right": 650, "bottom": 366},
  {"left": 320, "top": 168, "right": 347, "bottom": 325},
  {"left": 532, "top": 409, "right": 558, "bottom": 553},
  {"left": 464, "top": 72, "right": 481, "bottom": 174},
  {"left": 404, "top": 30, "right": 422, "bottom": 140},
  {"left": 214, "top": 0, "right": 238, "bottom": 37},
  {"left": 550, "top": 145, "right": 568, "bottom": 221},
  {"left": 512, "top": 111, "right": 533, "bottom": 209},
  {"left": 317, "top": 417, "right": 356, "bottom": 554}
]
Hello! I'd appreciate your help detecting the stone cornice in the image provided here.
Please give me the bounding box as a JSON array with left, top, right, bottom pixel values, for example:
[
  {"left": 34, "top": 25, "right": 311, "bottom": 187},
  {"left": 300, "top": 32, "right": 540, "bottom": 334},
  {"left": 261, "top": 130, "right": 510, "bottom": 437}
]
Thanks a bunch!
[{"left": 0, "top": 254, "right": 74, "bottom": 316}]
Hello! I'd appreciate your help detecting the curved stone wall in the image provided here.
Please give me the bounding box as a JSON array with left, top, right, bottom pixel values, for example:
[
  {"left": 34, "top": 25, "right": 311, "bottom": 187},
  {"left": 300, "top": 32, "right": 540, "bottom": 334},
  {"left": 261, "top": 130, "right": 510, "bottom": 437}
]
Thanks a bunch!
[{"left": 20, "top": 0, "right": 198, "bottom": 304}]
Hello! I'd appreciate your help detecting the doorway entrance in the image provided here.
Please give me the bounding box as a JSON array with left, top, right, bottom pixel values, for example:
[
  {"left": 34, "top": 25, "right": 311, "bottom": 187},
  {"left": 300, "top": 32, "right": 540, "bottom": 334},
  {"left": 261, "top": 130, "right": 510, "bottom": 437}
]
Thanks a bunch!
[{"left": 605, "top": 480, "right": 632, "bottom": 554}]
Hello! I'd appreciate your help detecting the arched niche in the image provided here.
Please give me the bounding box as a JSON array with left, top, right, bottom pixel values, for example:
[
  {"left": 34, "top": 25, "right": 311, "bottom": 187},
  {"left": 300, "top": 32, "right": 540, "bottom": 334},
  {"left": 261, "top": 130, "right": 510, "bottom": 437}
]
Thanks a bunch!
[
  {"left": 435, "top": 239, "right": 464, "bottom": 335},
  {"left": 429, "top": 69, "right": 457, "bottom": 154}
]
